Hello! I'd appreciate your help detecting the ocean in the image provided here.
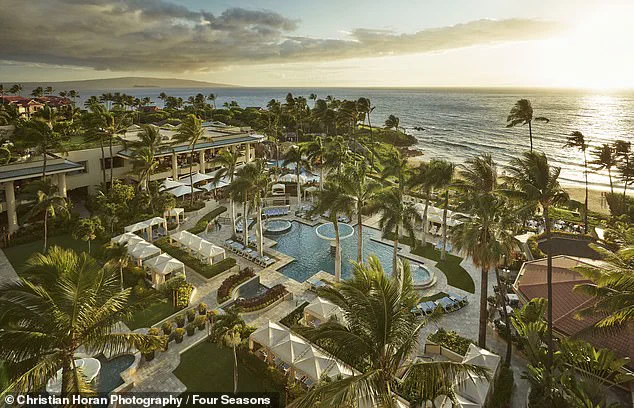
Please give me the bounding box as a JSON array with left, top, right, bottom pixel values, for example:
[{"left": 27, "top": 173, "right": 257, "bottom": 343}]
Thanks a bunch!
[{"left": 74, "top": 87, "right": 634, "bottom": 191}]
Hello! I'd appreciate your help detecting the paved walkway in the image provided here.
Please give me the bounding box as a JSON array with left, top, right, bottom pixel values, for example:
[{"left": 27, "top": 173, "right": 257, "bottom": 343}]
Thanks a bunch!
[{"left": 0, "top": 246, "right": 19, "bottom": 286}]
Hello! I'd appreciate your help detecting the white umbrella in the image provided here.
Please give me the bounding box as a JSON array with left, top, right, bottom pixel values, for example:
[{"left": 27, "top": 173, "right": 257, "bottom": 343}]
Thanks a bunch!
[
  {"left": 250, "top": 320, "right": 289, "bottom": 348},
  {"left": 179, "top": 172, "right": 214, "bottom": 185},
  {"left": 160, "top": 179, "right": 185, "bottom": 191},
  {"left": 166, "top": 185, "right": 203, "bottom": 197},
  {"left": 278, "top": 174, "right": 307, "bottom": 184}
]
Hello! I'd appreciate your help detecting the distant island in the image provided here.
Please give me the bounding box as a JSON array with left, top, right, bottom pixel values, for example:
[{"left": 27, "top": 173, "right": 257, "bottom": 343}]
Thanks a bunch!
[{"left": 4, "top": 76, "right": 237, "bottom": 90}]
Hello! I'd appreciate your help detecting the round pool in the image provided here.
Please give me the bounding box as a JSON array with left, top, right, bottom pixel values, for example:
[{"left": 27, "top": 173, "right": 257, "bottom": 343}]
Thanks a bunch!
[
  {"left": 411, "top": 264, "right": 435, "bottom": 289},
  {"left": 315, "top": 223, "right": 355, "bottom": 241},
  {"left": 264, "top": 219, "right": 292, "bottom": 234}
]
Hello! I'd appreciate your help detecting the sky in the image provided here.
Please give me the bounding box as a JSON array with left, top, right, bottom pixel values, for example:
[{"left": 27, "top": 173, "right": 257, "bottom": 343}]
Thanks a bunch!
[{"left": 1, "top": 0, "right": 633, "bottom": 89}]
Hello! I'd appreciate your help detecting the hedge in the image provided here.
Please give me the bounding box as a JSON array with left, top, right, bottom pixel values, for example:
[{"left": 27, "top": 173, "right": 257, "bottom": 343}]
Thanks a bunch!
[
  {"left": 155, "top": 238, "right": 236, "bottom": 279},
  {"left": 217, "top": 268, "right": 256, "bottom": 304},
  {"left": 488, "top": 366, "right": 515, "bottom": 408},
  {"left": 427, "top": 328, "right": 474, "bottom": 356},
  {"left": 188, "top": 206, "right": 228, "bottom": 234},
  {"left": 234, "top": 284, "right": 287, "bottom": 313},
  {"left": 280, "top": 301, "right": 309, "bottom": 328}
]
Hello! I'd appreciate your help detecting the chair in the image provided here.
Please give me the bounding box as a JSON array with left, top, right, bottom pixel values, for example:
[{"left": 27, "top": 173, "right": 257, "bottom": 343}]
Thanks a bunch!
[
  {"left": 447, "top": 292, "right": 467, "bottom": 307},
  {"left": 436, "top": 297, "right": 457, "bottom": 313}
]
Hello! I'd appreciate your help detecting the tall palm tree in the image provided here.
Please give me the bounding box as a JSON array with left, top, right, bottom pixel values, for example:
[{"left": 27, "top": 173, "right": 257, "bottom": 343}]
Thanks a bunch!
[
  {"left": 101, "top": 108, "right": 131, "bottom": 187},
  {"left": 384, "top": 114, "right": 400, "bottom": 131},
  {"left": 573, "top": 245, "right": 634, "bottom": 334},
  {"left": 306, "top": 136, "right": 326, "bottom": 191},
  {"left": 24, "top": 179, "right": 69, "bottom": 252},
  {"left": 72, "top": 216, "right": 103, "bottom": 254},
  {"left": 291, "top": 257, "right": 486, "bottom": 408},
  {"left": 231, "top": 160, "right": 270, "bottom": 256},
  {"left": 18, "top": 114, "right": 63, "bottom": 177},
  {"left": 213, "top": 311, "right": 245, "bottom": 394},
  {"left": 505, "top": 151, "right": 568, "bottom": 368},
  {"left": 130, "top": 124, "right": 162, "bottom": 153},
  {"left": 337, "top": 162, "right": 382, "bottom": 262},
  {"left": 82, "top": 104, "right": 109, "bottom": 184},
  {"left": 174, "top": 114, "right": 205, "bottom": 204},
  {"left": 432, "top": 161, "right": 455, "bottom": 261},
  {"left": 506, "top": 99, "right": 549, "bottom": 152},
  {"left": 282, "top": 145, "right": 311, "bottom": 206},
  {"left": 371, "top": 187, "right": 422, "bottom": 274},
  {"left": 565, "top": 131, "right": 589, "bottom": 233},
  {"left": 68, "top": 89, "right": 79, "bottom": 106},
  {"left": 312, "top": 180, "right": 355, "bottom": 282},
  {"left": 9, "top": 84, "right": 22, "bottom": 96},
  {"left": 105, "top": 241, "right": 129, "bottom": 290},
  {"left": 381, "top": 149, "right": 409, "bottom": 191},
  {"left": 613, "top": 140, "right": 632, "bottom": 205},
  {"left": 266, "top": 99, "right": 282, "bottom": 163},
  {"left": 323, "top": 136, "right": 350, "bottom": 175},
  {"left": 591, "top": 143, "right": 617, "bottom": 194},
  {"left": 212, "top": 150, "right": 241, "bottom": 236},
  {"left": 409, "top": 161, "right": 436, "bottom": 246},
  {"left": 0, "top": 247, "right": 164, "bottom": 396},
  {"left": 132, "top": 147, "right": 158, "bottom": 191}
]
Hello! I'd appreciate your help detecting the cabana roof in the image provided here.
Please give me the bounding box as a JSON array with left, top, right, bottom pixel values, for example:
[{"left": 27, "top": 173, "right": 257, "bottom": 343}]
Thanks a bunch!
[
  {"left": 462, "top": 344, "right": 500, "bottom": 373},
  {"left": 294, "top": 346, "right": 335, "bottom": 381},
  {"left": 305, "top": 297, "right": 341, "bottom": 322},
  {"left": 199, "top": 241, "right": 225, "bottom": 257},
  {"left": 269, "top": 333, "right": 309, "bottom": 364},
  {"left": 250, "top": 320, "right": 289, "bottom": 348},
  {"left": 124, "top": 217, "right": 166, "bottom": 233},
  {"left": 179, "top": 172, "right": 214, "bottom": 185},
  {"left": 167, "top": 207, "right": 184, "bottom": 216},
  {"left": 110, "top": 232, "right": 144, "bottom": 245},
  {"left": 166, "top": 185, "right": 203, "bottom": 197},
  {"left": 160, "top": 179, "right": 185, "bottom": 191},
  {"left": 128, "top": 241, "right": 161, "bottom": 260}
]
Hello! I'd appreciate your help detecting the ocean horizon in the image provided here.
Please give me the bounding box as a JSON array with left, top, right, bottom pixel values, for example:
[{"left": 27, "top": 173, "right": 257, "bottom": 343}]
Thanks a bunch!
[{"left": 69, "top": 86, "right": 634, "bottom": 192}]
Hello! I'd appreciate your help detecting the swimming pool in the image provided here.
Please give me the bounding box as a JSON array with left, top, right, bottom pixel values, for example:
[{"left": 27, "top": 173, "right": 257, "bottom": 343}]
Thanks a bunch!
[{"left": 269, "top": 221, "right": 431, "bottom": 284}]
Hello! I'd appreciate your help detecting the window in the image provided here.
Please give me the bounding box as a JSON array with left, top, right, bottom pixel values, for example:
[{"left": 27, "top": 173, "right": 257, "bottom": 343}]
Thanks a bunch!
[
  {"left": 67, "top": 161, "right": 88, "bottom": 176},
  {"left": 101, "top": 157, "right": 125, "bottom": 170}
]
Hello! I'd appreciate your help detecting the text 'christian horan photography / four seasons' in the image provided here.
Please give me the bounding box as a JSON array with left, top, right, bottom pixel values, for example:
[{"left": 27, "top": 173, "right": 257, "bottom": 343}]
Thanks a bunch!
[{"left": 0, "top": 1, "right": 633, "bottom": 407}]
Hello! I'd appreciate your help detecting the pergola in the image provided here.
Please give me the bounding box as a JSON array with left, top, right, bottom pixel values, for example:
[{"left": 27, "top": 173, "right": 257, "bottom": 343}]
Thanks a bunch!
[
  {"left": 303, "top": 297, "right": 341, "bottom": 326},
  {"left": 124, "top": 217, "right": 168, "bottom": 242},
  {"left": 303, "top": 186, "right": 318, "bottom": 202},
  {"left": 143, "top": 253, "right": 186, "bottom": 287},
  {"left": 164, "top": 207, "right": 185, "bottom": 226},
  {"left": 271, "top": 183, "right": 285, "bottom": 196},
  {"left": 127, "top": 241, "right": 161, "bottom": 266},
  {"left": 110, "top": 232, "right": 144, "bottom": 246}
]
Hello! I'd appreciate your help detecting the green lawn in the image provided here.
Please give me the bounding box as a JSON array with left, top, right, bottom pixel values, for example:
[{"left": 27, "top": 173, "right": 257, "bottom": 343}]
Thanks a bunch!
[
  {"left": 126, "top": 299, "right": 177, "bottom": 330},
  {"left": 3, "top": 234, "right": 97, "bottom": 274},
  {"left": 174, "top": 342, "right": 283, "bottom": 393}
]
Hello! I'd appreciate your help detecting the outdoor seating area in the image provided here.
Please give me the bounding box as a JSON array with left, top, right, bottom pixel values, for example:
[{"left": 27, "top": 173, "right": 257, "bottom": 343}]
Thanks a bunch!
[
  {"left": 263, "top": 206, "right": 290, "bottom": 217},
  {"left": 164, "top": 207, "right": 186, "bottom": 227},
  {"left": 170, "top": 230, "right": 226, "bottom": 264},
  {"left": 412, "top": 292, "right": 468, "bottom": 316},
  {"left": 142, "top": 253, "right": 186, "bottom": 287},
  {"left": 249, "top": 321, "right": 358, "bottom": 388},
  {"left": 303, "top": 297, "right": 343, "bottom": 327},
  {"left": 224, "top": 239, "right": 276, "bottom": 267},
  {"left": 124, "top": 216, "right": 168, "bottom": 242}
]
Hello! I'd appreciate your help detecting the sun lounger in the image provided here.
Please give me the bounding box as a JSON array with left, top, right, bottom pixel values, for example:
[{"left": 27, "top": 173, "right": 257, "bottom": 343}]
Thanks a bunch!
[
  {"left": 436, "top": 297, "right": 458, "bottom": 312},
  {"left": 447, "top": 292, "right": 467, "bottom": 306},
  {"left": 302, "top": 377, "right": 314, "bottom": 388}
]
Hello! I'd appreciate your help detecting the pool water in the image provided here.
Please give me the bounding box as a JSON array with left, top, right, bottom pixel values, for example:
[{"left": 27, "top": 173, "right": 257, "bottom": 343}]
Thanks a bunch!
[
  {"left": 97, "top": 354, "right": 135, "bottom": 393},
  {"left": 271, "top": 221, "right": 411, "bottom": 282}
]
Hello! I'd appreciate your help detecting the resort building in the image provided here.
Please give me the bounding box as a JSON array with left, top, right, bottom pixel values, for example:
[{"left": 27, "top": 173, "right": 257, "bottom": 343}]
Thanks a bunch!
[
  {"left": 0, "top": 95, "right": 71, "bottom": 118},
  {"left": 512, "top": 255, "right": 634, "bottom": 369},
  {"left": 0, "top": 122, "right": 263, "bottom": 234}
]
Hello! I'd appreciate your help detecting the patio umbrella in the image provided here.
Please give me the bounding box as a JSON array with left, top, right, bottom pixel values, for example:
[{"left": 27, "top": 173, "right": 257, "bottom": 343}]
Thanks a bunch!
[
  {"left": 179, "top": 172, "right": 214, "bottom": 185},
  {"left": 160, "top": 179, "right": 185, "bottom": 191},
  {"left": 165, "top": 185, "right": 203, "bottom": 197}
]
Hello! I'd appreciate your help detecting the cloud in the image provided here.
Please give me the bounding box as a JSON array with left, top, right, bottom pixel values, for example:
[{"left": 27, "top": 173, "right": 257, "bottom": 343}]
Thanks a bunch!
[{"left": 0, "top": 0, "right": 562, "bottom": 72}]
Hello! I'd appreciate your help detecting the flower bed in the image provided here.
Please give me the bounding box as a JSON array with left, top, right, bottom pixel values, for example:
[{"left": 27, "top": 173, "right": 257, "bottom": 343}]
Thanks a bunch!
[
  {"left": 154, "top": 238, "right": 236, "bottom": 279},
  {"left": 427, "top": 328, "right": 474, "bottom": 356},
  {"left": 234, "top": 284, "right": 287, "bottom": 313},
  {"left": 217, "top": 268, "right": 256, "bottom": 304}
]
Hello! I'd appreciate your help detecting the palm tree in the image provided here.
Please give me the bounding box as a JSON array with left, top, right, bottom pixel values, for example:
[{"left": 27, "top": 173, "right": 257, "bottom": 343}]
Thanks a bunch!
[
  {"left": 82, "top": 104, "right": 109, "bottom": 184},
  {"left": 591, "top": 143, "right": 617, "bottom": 194},
  {"left": 323, "top": 136, "right": 350, "bottom": 176},
  {"left": 282, "top": 145, "right": 311, "bottom": 206},
  {"left": 432, "top": 161, "right": 455, "bottom": 261},
  {"left": 44, "top": 86, "right": 54, "bottom": 95},
  {"left": 564, "top": 131, "right": 590, "bottom": 233},
  {"left": 213, "top": 311, "right": 245, "bottom": 394},
  {"left": 105, "top": 241, "right": 129, "bottom": 290},
  {"left": 174, "top": 114, "right": 205, "bottom": 204},
  {"left": 290, "top": 257, "right": 486, "bottom": 408},
  {"left": 381, "top": 148, "right": 409, "bottom": 191},
  {"left": 130, "top": 124, "right": 162, "bottom": 153},
  {"left": 505, "top": 151, "right": 568, "bottom": 368},
  {"left": 18, "top": 115, "right": 63, "bottom": 177},
  {"left": 357, "top": 97, "right": 376, "bottom": 167},
  {"left": 9, "top": 84, "right": 22, "bottom": 96},
  {"left": 231, "top": 160, "right": 270, "bottom": 256},
  {"left": 309, "top": 93, "right": 317, "bottom": 107},
  {"left": 24, "top": 179, "right": 69, "bottom": 252},
  {"left": 132, "top": 147, "right": 158, "bottom": 191},
  {"left": 72, "top": 217, "right": 103, "bottom": 254},
  {"left": 101, "top": 109, "right": 131, "bottom": 187},
  {"left": 371, "top": 187, "right": 421, "bottom": 274},
  {"left": 613, "top": 140, "right": 632, "bottom": 205},
  {"left": 68, "top": 89, "right": 79, "bottom": 106},
  {"left": 0, "top": 247, "right": 165, "bottom": 396},
  {"left": 573, "top": 245, "right": 634, "bottom": 334},
  {"left": 312, "top": 180, "right": 355, "bottom": 282},
  {"left": 409, "top": 161, "right": 436, "bottom": 246},
  {"left": 212, "top": 150, "right": 241, "bottom": 236},
  {"left": 306, "top": 136, "right": 326, "bottom": 191},
  {"left": 384, "top": 114, "right": 400, "bottom": 131},
  {"left": 506, "top": 99, "right": 549, "bottom": 152},
  {"left": 266, "top": 99, "right": 282, "bottom": 163},
  {"left": 337, "top": 162, "right": 382, "bottom": 262}
]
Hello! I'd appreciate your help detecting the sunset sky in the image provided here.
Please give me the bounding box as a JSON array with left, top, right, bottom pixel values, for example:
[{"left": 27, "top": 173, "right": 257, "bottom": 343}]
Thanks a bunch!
[{"left": 1, "top": 0, "right": 633, "bottom": 89}]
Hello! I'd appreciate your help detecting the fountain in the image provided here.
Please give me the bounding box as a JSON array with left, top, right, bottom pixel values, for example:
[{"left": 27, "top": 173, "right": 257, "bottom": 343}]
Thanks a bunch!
[{"left": 315, "top": 222, "right": 355, "bottom": 254}]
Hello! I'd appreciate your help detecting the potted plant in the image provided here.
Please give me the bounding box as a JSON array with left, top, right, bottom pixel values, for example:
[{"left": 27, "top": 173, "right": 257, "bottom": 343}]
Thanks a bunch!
[
  {"left": 175, "top": 314, "right": 186, "bottom": 328},
  {"left": 174, "top": 328, "right": 186, "bottom": 344},
  {"left": 186, "top": 308, "right": 196, "bottom": 323},
  {"left": 162, "top": 320, "right": 173, "bottom": 336},
  {"left": 143, "top": 328, "right": 163, "bottom": 361},
  {"left": 186, "top": 322, "right": 196, "bottom": 336},
  {"left": 194, "top": 315, "right": 206, "bottom": 331},
  {"left": 198, "top": 302, "right": 207, "bottom": 315}
]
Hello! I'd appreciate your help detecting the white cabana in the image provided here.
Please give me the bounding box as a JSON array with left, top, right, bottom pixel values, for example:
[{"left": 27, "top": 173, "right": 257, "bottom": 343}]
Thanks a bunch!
[
  {"left": 304, "top": 186, "right": 318, "bottom": 202},
  {"left": 124, "top": 220, "right": 151, "bottom": 234},
  {"left": 324, "top": 360, "right": 354, "bottom": 379},
  {"left": 124, "top": 217, "right": 167, "bottom": 242},
  {"left": 128, "top": 241, "right": 161, "bottom": 265},
  {"left": 462, "top": 344, "right": 501, "bottom": 374},
  {"left": 199, "top": 241, "right": 226, "bottom": 264},
  {"left": 249, "top": 320, "right": 289, "bottom": 349},
  {"left": 144, "top": 254, "right": 186, "bottom": 287},
  {"left": 166, "top": 185, "right": 203, "bottom": 197},
  {"left": 278, "top": 174, "right": 307, "bottom": 184},
  {"left": 271, "top": 183, "right": 286, "bottom": 196},
  {"left": 414, "top": 204, "right": 464, "bottom": 228},
  {"left": 455, "top": 374, "right": 489, "bottom": 406},
  {"left": 179, "top": 172, "right": 214, "bottom": 185},
  {"left": 269, "top": 333, "right": 310, "bottom": 365},
  {"left": 164, "top": 207, "right": 185, "bottom": 226},
  {"left": 110, "top": 232, "right": 144, "bottom": 246},
  {"left": 160, "top": 179, "right": 185, "bottom": 191},
  {"left": 294, "top": 346, "right": 336, "bottom": 381},
  {"left": 304, "top": 297, "right": 341, "bottom": 325},
  {"left": 514, "top": 232, "right": 536, "bottom": 244}
]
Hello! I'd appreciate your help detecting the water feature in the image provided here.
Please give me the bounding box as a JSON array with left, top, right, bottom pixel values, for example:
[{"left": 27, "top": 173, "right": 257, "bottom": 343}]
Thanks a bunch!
[
  {"left": 264, "top": 219, "right": 292, "bottom": 234},
  {"left": 97, "top": 354, "right": 135, "bottom": 393}
]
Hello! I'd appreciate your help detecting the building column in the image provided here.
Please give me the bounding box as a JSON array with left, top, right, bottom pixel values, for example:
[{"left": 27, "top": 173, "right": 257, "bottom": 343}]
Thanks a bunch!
[
  {"left": 199, "top": 150, "right": 206, "bottom": 173},
  {"left": 57, "top": 173, "right": 67, "bottom": 198},
  {"left": 172, "top": 152, "right": 178, "bottom": 179},
  {"left": 246, "top": 144, "right": 253, "bottom": 163},
  {"left": 4, "top": 181, "right": 18, "bottom": 234}
]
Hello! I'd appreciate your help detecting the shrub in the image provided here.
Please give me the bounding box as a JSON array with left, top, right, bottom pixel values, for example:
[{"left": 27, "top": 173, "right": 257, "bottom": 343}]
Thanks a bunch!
[
  {"left": 234, "top": 284, "right": 287, "bottom": 313},
  {"left": 188, "top": 206, "right": 227, "bottom": 234},
  {"left": 488, "top": 366, "right": 514, "bottom": 408},
  {"left": 186, "top": 308, "right": 196, "bottom": 322},
  {"left": 186, "top": 323, "right": 196, "bottom": 336},
  {"left": 280, "top": 301, "right": 309, "bottom": 328},
  {"left": 217, "top": 268, "right": 256, "bottom": 304},
  {"left": 173, "top": 328, "right": 186, "bottom": 343},
  {"left": 175, "top": 314, "right": 186, "bottom": 328},
  {"left": 154, "top": 238, "right": 236, "bottom": 279},
  {"left": 526, "top": 235, "right": 546, "bottom": 259},
  {"left": 194, "top": 315, "right": 206, "bottom": 331},
  {"left": 198, "top": 302, "right": 207, "bottom": 315},
  {"left": 427, "top": 328, "right": 474, "bottom": 356},
  {"left": 148, "top": 327, "right": 162, "bottom": 336},
  {"left": 161, "top": 321, "right": 173, "bottom": 335}
]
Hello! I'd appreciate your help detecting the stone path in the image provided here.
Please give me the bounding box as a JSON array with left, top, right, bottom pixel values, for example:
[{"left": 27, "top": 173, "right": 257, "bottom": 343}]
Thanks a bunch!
[{"left": 0, "top": 246, "right": 19, "bottom": 286}]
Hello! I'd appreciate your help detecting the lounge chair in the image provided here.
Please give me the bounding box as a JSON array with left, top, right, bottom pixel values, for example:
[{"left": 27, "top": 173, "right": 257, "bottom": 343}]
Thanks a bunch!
[
  {"left": 436, "top": 297, "right": 458, "bottom": 313},
  {"left": 447, "top": 292, "right": 468, "bottom": 306}
]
